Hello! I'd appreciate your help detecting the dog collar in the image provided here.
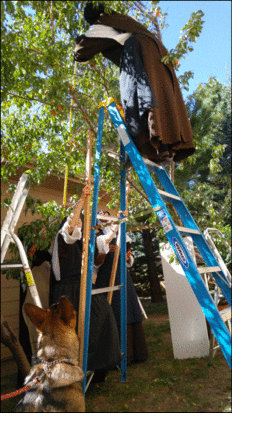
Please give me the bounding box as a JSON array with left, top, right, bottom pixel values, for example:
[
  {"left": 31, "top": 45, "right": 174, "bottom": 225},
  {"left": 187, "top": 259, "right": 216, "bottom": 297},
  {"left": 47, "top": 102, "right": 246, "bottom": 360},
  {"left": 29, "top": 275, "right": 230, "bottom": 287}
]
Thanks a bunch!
[{"left": 39, "top": 358, "right": 73, "bottom": 373}]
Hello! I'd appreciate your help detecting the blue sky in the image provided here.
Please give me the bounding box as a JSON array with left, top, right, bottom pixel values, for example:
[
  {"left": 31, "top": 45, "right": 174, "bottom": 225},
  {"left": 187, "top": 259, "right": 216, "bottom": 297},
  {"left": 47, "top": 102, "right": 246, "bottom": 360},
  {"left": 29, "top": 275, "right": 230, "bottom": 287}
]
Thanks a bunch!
[{"left": 159, "top": 1, "right": 231, "bottom": 99}]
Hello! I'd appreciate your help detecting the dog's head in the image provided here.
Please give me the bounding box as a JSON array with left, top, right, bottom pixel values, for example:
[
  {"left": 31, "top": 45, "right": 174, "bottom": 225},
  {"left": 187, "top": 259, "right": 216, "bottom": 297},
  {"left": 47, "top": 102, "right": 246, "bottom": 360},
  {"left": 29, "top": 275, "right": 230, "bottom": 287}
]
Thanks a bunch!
[{"left": 24, "top": 296, "right": 79, "bottom": 360}]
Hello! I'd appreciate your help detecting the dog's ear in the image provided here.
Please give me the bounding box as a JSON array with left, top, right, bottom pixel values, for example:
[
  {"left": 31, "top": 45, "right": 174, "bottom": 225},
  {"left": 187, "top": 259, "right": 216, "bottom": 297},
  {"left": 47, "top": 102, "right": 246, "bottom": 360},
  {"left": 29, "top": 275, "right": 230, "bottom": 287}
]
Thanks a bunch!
[
  {"left": 58, "top": 296, "right": 77, "bottom": 328},
  {"left": 24, "top": 304, "right": 47, "bottom": 330}
]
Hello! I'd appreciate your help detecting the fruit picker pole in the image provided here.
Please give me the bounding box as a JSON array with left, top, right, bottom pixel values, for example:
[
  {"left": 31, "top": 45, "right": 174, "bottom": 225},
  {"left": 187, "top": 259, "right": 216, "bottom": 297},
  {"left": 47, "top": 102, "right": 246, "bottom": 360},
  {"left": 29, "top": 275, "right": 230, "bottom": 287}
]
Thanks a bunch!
[
  {"left": 107, "top": 230, "right": 121, "bottom": 305},
  {"left": 78, "top": 130, "right": 93, "bottom": 365}
]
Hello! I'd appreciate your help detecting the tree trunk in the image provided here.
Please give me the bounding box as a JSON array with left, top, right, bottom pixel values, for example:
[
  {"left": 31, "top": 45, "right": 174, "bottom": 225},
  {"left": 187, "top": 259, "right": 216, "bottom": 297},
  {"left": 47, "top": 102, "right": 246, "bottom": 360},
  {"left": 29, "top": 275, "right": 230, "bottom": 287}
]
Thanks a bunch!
[
  {"left": 142, "top": 229, "right": 164, "bottom": 303},
  {"left": 1, "top": 315, "right": 31, "bottom": 378}
]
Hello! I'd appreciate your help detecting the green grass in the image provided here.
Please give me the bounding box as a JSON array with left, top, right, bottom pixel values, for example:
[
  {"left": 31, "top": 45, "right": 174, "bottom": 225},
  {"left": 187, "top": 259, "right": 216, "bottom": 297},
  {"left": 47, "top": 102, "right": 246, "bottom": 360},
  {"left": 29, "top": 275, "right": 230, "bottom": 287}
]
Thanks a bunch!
[
  {"left": 84, "top": 310, "right": 231, "bottom": 413},
  {"left": 1, "top": 302, "right": 231, "bottom": 413},
  {"left": 144, "top": 301, "right": 169, "bottom": 316}
]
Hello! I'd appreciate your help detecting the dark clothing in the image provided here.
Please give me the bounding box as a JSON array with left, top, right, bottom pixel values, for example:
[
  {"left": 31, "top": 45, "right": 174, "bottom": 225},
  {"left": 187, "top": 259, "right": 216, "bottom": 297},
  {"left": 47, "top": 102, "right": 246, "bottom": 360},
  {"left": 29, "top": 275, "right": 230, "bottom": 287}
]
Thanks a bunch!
[
  {"left": 50, "top": 233, "right": 121, "bottom": 373},
  {"left": 95, "top": 246, "right": 143, "bottom": 326},
  {"left": 94, "top": 237, "right": 148, "bottom": 364},
  {"left": 74, "top": 10, "right": 195, "bottom": 162},
  {"left": 126, "top": 323, "right": 148, "bottom": 365},
  {"left": 119, "top": 35, "right": 157, "bottom": 137}
]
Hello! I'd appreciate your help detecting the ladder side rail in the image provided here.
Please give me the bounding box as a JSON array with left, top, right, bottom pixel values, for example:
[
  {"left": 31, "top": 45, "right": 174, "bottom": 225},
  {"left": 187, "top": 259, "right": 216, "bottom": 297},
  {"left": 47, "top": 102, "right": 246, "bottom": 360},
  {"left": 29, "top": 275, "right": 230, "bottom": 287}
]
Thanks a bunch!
[
  {"left": 106, "top": 102, "right": 231, "bottom": 368},
  {"left": 1, "top": 173, "right": 29, "bottom": 244},
  {"left": 1, "top": 177, "right": 30, "bottom": 263},
  {"left": 155, "top": 166, "right": 232, "bottom": 305},
  {"left": 119, "top": 141, "right": 127, "bottom": 382},
  {"left": 155, "top": 167, "right": 198, "bottom": 230},
  {"left": 9, "top": 231, "right": 42, "bottom": 308},
  {"left": 82, "top": 107, "right": 105, "bottom": 392}
]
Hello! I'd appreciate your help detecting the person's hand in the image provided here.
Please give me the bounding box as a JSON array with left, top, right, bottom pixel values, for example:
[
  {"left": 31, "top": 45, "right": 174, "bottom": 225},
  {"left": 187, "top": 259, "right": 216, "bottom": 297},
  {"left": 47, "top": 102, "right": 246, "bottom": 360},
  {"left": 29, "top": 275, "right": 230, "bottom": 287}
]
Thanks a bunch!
[
  {"left": 117, "top": 210, "right": 128, "bottom": 218},
  {"left": 75, "top": 218, "right": 82, "bottom": 228}
]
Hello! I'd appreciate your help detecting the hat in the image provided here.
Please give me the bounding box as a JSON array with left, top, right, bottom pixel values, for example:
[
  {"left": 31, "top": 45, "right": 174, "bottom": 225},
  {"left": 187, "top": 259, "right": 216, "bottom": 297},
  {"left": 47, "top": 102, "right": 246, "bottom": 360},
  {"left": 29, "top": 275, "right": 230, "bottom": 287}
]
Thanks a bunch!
[{"left": 84, "top": 2, "right": 108, "bottom": 25}]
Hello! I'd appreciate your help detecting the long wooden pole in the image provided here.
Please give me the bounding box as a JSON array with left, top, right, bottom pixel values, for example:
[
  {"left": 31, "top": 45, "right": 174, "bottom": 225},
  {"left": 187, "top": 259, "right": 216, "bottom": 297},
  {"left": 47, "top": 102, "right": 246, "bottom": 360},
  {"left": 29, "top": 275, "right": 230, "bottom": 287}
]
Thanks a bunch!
[
  {"left": 78, "top": 130, "right": 93, "bottom": 365},
  {"left": 107, "top": 231, "right": 121, "bottom": 304}
]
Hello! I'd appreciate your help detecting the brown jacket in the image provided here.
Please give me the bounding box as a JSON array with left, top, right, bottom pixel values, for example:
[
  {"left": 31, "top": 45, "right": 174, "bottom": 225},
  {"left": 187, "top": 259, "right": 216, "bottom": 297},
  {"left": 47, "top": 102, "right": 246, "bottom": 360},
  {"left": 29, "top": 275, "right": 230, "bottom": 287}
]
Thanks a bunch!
[{"left": 74, "top": 12, "right": 195, "bottom": 162}]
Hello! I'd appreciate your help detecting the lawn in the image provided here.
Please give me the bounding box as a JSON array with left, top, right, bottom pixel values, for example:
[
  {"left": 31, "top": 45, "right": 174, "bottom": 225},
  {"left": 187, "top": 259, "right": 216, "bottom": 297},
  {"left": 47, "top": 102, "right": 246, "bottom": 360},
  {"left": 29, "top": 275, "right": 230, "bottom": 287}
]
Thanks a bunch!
[
  {"left": 1, "top": 302, "right": 231, "bottom": 413},
  {"left": 85, "top": 305, "right": 231, "bottom": 413}
]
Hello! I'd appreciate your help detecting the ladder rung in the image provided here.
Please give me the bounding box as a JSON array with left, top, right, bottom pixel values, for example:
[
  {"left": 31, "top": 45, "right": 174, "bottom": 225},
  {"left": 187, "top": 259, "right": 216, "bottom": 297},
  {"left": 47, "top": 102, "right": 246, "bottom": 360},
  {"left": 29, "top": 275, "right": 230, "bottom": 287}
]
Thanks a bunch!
[
  {"left": 1, "top": 264, "right": 24, "bottom": 269},
  {"left": 91, "top": 285, "right": 123, "bottom": 296},
  {"left": 158, "top": 189, "right": 181, "bottom": 201},
  {"left": 142, "top": 157, "right": 162, "bottom": 170},
  {"left": 176, "top": 226, "right": 200, "bottom": 235},
  {"left": 96, "top": 214, "right": 119, "bottom": 222},
  {"left": 197, "top": 266, "right": 221, "bottom": 274}
]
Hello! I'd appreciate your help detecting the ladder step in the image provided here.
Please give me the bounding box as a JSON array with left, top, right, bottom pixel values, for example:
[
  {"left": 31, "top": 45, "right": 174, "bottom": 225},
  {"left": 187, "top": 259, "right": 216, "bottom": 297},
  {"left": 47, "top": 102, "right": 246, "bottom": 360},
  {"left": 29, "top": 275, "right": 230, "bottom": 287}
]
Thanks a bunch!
[
  {"left": 176, "top": 226, "right": 201, "bottom": 235},
  {"left": 197, "top": 266, "right": 221, "bottom": 274},
  {"left": 142, "top": 157, "right": 162, "bottom": 170},
  {"left": 1, "top": 263, "right": 24, "bottom": 269},
  {"left": 91, "top": 285, "right": 123, "bottom": 296},
  {"left": 158, "top": 189, "right": 181, "bottom": 202}
]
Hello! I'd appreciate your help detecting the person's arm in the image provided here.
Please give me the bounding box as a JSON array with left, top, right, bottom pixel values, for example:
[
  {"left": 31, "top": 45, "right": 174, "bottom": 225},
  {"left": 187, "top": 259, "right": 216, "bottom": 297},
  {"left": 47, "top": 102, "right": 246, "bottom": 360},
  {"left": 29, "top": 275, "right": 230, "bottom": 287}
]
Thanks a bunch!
[
  {"left": 57, "top": 216, "right": 82, "bottom": 271},
  {"left": 126, "top": 236, "right": 134, "bottom": 267},
  {"left": 60, "top": 216, "right": 82, "bottom": 244},
  {"left": 96, "top": 224, "right": 119, "bottom": 254}
]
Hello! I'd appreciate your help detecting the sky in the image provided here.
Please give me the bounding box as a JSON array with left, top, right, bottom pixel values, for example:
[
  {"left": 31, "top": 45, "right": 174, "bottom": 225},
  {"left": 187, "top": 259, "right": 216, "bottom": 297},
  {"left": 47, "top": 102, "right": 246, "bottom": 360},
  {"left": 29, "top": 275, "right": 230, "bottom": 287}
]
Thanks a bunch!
[{"left": 158, "top": 1, "right": 231, "bottom": 99}]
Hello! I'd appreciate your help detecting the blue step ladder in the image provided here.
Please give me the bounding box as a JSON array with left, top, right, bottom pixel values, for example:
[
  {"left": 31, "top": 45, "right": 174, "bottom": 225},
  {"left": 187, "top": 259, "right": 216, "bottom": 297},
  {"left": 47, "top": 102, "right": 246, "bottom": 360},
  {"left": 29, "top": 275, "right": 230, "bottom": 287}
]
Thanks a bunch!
[
  {"left": 81, "top": 99, "right": 231, "bottom": 392},
  {"left": 81, "top": 102, "right": 128, "bottom": 393}
]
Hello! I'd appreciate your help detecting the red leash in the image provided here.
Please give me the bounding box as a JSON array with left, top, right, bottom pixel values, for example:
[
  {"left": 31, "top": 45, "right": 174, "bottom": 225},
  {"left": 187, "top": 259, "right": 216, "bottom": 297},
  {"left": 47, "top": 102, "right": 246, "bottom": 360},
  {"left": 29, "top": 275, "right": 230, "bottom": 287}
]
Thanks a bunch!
[
  {"left": 1, "top": 378, "right": 39, "bottom": 401},
  {"left": 1, "top": 358, "right": 73, "bottom": 401}
]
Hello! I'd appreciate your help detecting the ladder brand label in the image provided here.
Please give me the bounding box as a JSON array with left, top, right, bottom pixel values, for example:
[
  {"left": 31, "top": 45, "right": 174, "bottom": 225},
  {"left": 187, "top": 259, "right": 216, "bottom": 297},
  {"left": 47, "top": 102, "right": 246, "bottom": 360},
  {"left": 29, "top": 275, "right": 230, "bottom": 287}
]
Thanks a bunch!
[
  {"left": 172, "top": 237, "right": 189, "bottom": 268},
  {"left": 117, "top": 125, "right": 130, "bottom": 146},
  {"left": 157, "top": 209, "right": 172, "bottom": 233}
]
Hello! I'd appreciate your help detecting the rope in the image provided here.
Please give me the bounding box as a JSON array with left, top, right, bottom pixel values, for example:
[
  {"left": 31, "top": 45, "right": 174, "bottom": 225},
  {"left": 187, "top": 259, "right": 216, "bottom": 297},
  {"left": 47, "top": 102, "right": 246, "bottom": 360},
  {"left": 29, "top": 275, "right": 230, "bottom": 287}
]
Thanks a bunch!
[
  {"left": 1, "top": 378, "right": 39, "bottom": 401},
  {"left": 63, "top": 9, "right": 83, "bottom": 209},
  {"left": 92, "top": 206, "right": 161, "bottom": 230}
]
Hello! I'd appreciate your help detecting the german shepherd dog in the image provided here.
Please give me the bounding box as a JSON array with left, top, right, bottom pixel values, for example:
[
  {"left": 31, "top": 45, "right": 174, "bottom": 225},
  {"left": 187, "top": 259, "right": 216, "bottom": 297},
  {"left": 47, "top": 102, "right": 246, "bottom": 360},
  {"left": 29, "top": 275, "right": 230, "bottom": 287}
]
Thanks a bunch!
[{"left": 15, "top": 296, "right": 85, "bottom": 412}]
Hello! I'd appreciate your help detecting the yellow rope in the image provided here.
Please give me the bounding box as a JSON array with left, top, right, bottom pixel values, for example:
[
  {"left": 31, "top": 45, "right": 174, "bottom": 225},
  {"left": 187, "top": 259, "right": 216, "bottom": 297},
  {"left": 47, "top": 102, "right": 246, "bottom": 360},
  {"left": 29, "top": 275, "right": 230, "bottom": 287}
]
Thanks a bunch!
[
  {"left": 63, "top": 10, "right": 83, "bottom": 208},
  {"left": 98, "top": 97, "right": 125, "bottom": 121}
]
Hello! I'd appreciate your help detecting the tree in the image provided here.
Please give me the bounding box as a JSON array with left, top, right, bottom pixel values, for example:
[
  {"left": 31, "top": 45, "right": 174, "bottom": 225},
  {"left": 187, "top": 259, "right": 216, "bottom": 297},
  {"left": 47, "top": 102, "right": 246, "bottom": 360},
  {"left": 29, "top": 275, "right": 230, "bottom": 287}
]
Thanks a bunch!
[
  {"left": 1, "top": 315, "right": 31, "bottom": 378},
  {"left": 128, "top": 229, "right": 163, "bottom": 301},
  {"left": 174, "top": 77, "right": 232, "bottom": 265},
  {"left": 1, "top": 1, "right": 205, "bottom": 290},
  {"left": 1, "top": 1, "right": 204, "bottom": 190},
  {"left": 141, "top": 229, "right": 163, "bottom": 302}
]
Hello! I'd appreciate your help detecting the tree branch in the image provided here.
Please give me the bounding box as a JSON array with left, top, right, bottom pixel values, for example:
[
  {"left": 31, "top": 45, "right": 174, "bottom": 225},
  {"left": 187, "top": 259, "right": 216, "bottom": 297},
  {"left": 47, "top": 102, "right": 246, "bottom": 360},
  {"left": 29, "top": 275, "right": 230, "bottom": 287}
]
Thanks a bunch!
[
  {"left": 111, "top": 161, "right": 150, "bottom": 203},
  {"left": 9, "top": 92, "right": 54, "bottom": 107},
  {"left": 69, "top": 90, "right": 97, "bottom": 137},
  {"left": 47, "top": 0, "right": 55, "bottom": 47},
  {"left": 133, "top": 1, "right": 162, "bottom": 42},
  {"left": 8, "top": 92, "right": 79, "bottom": 113}
]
